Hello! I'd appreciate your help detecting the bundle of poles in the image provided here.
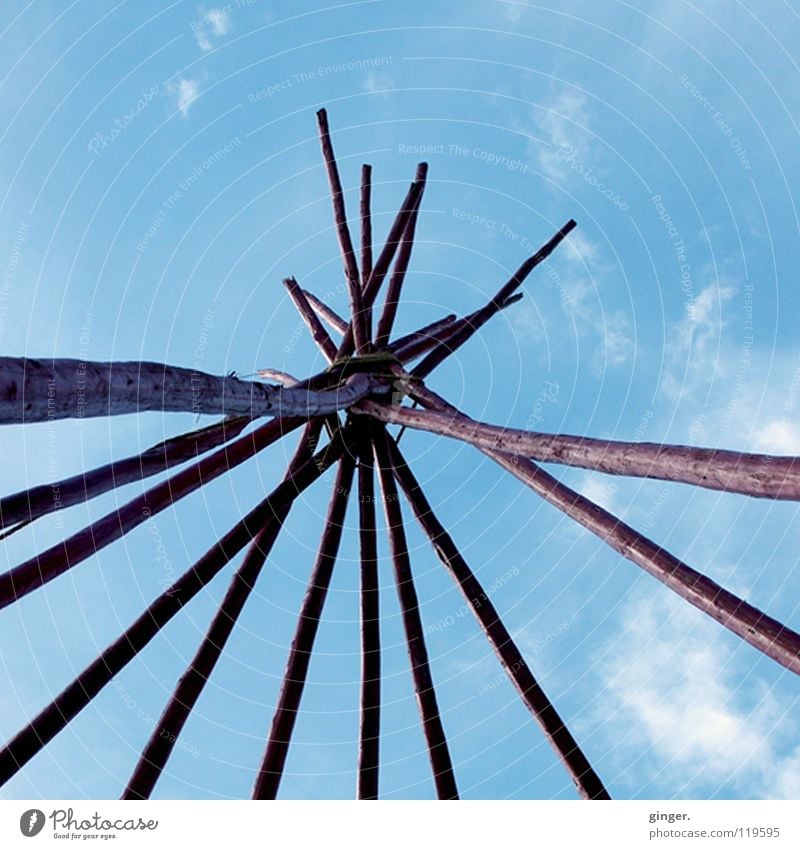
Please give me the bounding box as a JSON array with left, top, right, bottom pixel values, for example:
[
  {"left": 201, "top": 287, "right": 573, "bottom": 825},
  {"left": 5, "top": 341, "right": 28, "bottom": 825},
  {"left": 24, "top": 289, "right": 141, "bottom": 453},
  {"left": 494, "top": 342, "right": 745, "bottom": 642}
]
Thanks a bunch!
[{"left": 1, "top": 109, "right": 799, "bottom": 801}]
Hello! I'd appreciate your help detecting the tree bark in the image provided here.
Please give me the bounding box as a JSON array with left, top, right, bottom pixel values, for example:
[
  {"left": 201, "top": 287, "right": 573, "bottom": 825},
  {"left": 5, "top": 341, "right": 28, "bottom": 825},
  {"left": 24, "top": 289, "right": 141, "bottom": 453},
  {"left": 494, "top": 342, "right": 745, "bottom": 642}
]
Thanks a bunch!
[
  {"left": 353, "top": 400, "right": 800, "bottom": 500},
  {"left": 0, "top": 357, "right": 379, "bottom": 423}
]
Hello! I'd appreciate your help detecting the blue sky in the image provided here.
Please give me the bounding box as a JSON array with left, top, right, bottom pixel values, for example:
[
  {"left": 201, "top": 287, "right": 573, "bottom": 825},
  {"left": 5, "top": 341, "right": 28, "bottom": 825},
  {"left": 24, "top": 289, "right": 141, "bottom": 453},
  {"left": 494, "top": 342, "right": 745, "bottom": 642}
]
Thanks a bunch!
[{"left": 1, "top": 0, "right": 799, "bottom": 800}]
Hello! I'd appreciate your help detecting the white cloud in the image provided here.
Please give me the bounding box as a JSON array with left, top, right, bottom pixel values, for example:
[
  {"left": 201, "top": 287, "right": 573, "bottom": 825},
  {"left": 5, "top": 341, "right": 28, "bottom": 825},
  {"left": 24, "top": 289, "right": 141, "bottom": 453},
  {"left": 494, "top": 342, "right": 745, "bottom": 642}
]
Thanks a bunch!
[
  {"left": 751, "top": 419, "right": 800, "bottom": 455},
  {"left": 533, "top": 89, "right": 590, "bottom": 180},
  {"left": 171, "top": 78, "right": 200, "bottom": 117},
  {"left": 194, "top": 8, "right": 231, "bottom": 51},
  {"left": 599, "top": 311, "right": 635, "bottom": 368},
  {"left": 578, "top": 474, "right": 619, "bottom": 511},
  {"left": 592, "top": 589, "right": 800, "bottom": 798},
  {"left": 661, "top": 282, "right": 736, "bottom": 402}
]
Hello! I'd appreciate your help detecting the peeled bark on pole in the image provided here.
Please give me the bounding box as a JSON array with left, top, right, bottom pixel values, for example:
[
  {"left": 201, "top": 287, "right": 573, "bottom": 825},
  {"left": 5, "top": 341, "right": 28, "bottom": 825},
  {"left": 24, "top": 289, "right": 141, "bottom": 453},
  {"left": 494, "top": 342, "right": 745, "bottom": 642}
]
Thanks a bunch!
[
  {"left": 0, "top": 358, "right": 379, "bottom": 424},
  {"left": 353, "top": 401, "right": 800, "bottom": 501}
]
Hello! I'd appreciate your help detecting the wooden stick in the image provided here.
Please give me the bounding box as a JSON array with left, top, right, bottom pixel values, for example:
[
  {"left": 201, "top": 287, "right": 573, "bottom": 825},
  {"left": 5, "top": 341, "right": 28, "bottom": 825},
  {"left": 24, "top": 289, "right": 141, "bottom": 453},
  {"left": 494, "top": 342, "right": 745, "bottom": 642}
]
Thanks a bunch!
[
  {"left": 303, "top": 290, "right": 349, "bottom": 336},
  {"left": 283, "top": 276, "right": 338, "bottom": 363},
  {"left": 316, "top": 109, "right": 367, "bottom": 352},
  {"left": 372, "top": 429, "right": 459, "bottom": 799},
  {"left": 122, "top": 421, "right": 324, "bottom": 799},
  {"left": 0, "top": 416, "right": 307, "bottom": 610},
  {"left": 0, "top": 416, "right": 250, "bottom": 530},
  {"left": 390, "top": 314, "right": 457, "bottom": 363},
  {"left": 352, "top": 402, "right": 800, "bottom": 501},
  {"left": 0, "top": 357, "right": 384, "bottom": 423},
  {"left": 356, "top": 421, "right": 381, "bottom": 799},
  {"left": 409, "top": 384, "right": 800, "bottom": 677},
  {"left": 361, "top": 164, "right": 373, "bottom": 286},
  {"left": 338, "top": 180, "right": 424, "bottom": 358},
  {"left": 374, "top": 163, "right": 428, "bottom": 347},
  {"left": 253, "top": 453, "right": 357, "bottom": 799},
  {"left": 383, "top": 436, "right": 610, "bottom": 800},
  {"left": 0, "top": 430, "right": 344, "bottom": 787},
  {"left": 413, "top": 221, "right": 576, "bottom": 378}
]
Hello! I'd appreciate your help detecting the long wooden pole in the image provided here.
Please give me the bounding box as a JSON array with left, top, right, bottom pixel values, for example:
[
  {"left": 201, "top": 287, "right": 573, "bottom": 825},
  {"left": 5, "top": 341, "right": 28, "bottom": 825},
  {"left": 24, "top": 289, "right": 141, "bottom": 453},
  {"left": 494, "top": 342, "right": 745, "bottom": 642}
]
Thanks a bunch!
[
  {"left": 121, "top": 421, "right": 324, "bottom": 799},
  {"left": 353, "top": 401, "right": 800, "bottom": 501},
  {"left": 0, "top": 415, "right": 250, "bottom": 530},
  {"left": 384, "top": 436, "right": 610, "bottom": 800},
  {"left": 253, "top": 453, "right": 357, "bottom": 799},
  {"left": 0, "top": 430, "right": 343, "bottom": 787},
  {"left": 374, "top": 163, "right": 428, "bottom": 347},
  {"left": 413, "top": 220, "right": 576, "bottom": 378},
  {"left": 372, "top": 429, "right": 459, "bottom": 800},
  {"left": 316, "top": 109, "right": 367, "bottom": 352},
  {"left": 356, "top": 422, "right": 381, "bottom": 799},
  {"left": 0, "top": 358, "right": 379, "bottom": 423},
  {"left": 0, "top": 416, "right": 304, "bottom": 609},
  {"left": 408, "top": 384, "right": 800, "bottom": 677}
]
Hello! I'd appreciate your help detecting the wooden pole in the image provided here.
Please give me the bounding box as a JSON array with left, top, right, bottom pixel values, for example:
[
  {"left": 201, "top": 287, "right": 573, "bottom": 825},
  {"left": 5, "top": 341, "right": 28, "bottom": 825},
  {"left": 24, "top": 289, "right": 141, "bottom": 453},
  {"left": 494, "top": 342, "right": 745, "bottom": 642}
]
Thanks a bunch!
[
  {"left": 361, "top": 164, "right": 373, "bottom": 286},
  {"left": 0, "top": 358, "right": 381, "bottom": 423},
  {"left": 0, "top": 416, "right": 305, "bottom": 610},
  {"left": 353, "top": 401, "right": 800, "bottom": 501},
  {"left": 372, "top": 429, "right": 459, "bottom": 800},
  {"left": 356, "top": 422, "right": 381, "bottom": 799},
  {"left": 283, "top": 277, "right": 338, "bottom": 363},
  {"left": 253, "top": 453, "right": 357, "bottom": 799},
  {"left": 374, "top": 163, "right": 428, "bottom": 347},
  {"left": 122, "top": 422, "right": 324, "bottom": 799},
  {"left": 0, "top": 416, "right": 250, "bottom": 530},
  {"left": 383, "top": 436, "right": 610, "bottom": 800},
  {"left": 0, "top": 430, "right": 344, "bottom": 787},
  {"left": 304, "top": 289, "right": 348, "bottom": 336},
  {"left": 413, "top": 221, "right": 575, "bottom": 378},
  {"left": 316, "top": 109, "right": 367, "bottom": 352},
  {"left": 337, "top": 180, "right": 424, "bottom": 358},
  {"left": 408, "top": 384, "right": 800, "bottom": 677}
]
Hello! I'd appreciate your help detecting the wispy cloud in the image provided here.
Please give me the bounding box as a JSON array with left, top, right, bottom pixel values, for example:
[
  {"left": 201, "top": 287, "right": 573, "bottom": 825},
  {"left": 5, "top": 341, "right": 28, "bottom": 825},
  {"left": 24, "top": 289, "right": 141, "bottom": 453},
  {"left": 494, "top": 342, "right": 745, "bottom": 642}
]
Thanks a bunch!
[
  {"left": 170, "top": 78, "right": 200, "bottom": 117},
  {"left": 194, "top": 7, "right": 232, "bottom": 51},
  {"left": 592, "top": 588, "right": 800, "bottom": 798},
  {"left": 533, "top": 89, "right": 591, "bottom": 180},
  {"left": 661, "top": 281, "right": 736, "bottom": 402}
]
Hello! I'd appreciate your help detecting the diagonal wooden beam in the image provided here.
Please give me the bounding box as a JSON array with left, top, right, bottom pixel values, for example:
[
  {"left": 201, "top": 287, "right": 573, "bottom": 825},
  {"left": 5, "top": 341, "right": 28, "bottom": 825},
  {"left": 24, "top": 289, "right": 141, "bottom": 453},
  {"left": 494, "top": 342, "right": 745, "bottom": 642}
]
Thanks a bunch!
[
  {"left": 303, "top": 290, "right": 349, "bottom": 337},
  {"left": 352, "top": 401, "right": 800, "bottom": 501},
  {"left": 252, "top": 452, "right": 357, "bottom": 799},
  {"left": 407, "top": 384, "right": 800, "bottom": 677},
  {"left": 412, "top": 220, "right": 576, "bottom": 379},
  {"left": 383, "top": 436, "right": 610, "bottom": 800},
  {"left": 0, "top": 429, "right": 344, "bottom": 787},
  {"left": 0, "top": 416, "right": 304, "bottom": 610},
  {"left": 283, "top": 277, "right": 338, "bottom": 363},
  {"left": 337, "top": 179, "right": 424, "bottom": 358},
  {"left": 121, "top": 421, "right": 325, "bottom": 800},
  {"left": 316, "top": 109, "right": 367, "bottom": 352},
  {"left": 372, "top": 428, "right": 459, "bottom": 800},
  {"left": 361, "top": 164, "right": 373, "bottom": 286},
  {"left": 356, "top": 421, "right": 381, "bottom": 799},
  {"left": 0, "top": 416, "right": 250, "bottom": 530},
  {"left": 374, "top": 163, "right": 428, "bottom": 348}
]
